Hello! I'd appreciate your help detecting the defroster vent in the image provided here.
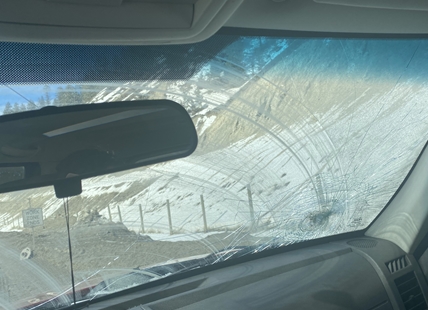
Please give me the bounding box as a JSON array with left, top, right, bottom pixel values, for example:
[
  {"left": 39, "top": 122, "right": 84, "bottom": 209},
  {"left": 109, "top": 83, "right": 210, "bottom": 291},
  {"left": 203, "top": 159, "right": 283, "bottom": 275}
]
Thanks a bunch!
[
  {"left": 386, "top": 256, "right": 408, "bottom": 274},
  {"left": 395, "top": 272, "right": 428, "bottom": 310}
]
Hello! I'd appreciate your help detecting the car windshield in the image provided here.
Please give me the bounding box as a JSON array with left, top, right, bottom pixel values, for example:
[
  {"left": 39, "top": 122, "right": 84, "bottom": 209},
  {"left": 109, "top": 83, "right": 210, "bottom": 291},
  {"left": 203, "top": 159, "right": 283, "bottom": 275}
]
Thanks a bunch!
[{"left": 0, "top": 35, "right": 428, "bottom": 308}]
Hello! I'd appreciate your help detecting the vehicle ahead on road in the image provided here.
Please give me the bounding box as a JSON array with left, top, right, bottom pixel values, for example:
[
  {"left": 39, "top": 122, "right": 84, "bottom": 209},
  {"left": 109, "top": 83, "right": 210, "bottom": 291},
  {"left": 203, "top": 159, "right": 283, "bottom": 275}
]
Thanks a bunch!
[{"left": 1, "top": 1, "right": 428, "bottom": 309}]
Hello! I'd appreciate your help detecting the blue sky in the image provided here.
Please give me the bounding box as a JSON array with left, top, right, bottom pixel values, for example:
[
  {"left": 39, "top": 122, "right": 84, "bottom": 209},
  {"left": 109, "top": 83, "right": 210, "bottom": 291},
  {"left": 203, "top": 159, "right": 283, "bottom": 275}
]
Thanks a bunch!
[{"left": 0, "top": 84, "right": 62, "bottom": 110}]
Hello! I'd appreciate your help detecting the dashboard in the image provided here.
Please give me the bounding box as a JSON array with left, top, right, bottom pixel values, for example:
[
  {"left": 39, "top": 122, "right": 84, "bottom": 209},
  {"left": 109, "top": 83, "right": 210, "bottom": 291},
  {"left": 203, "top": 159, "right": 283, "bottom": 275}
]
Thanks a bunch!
[{"left": 80, "top": 237, "right": 428, "bottom": 310}]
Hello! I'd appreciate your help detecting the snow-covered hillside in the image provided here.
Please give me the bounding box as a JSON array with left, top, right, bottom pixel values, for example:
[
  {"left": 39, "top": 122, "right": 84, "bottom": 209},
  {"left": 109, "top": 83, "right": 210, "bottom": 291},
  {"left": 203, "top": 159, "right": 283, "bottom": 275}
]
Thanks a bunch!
[{"left": 1, "top": 37, "right": 428, "bottom": 246}]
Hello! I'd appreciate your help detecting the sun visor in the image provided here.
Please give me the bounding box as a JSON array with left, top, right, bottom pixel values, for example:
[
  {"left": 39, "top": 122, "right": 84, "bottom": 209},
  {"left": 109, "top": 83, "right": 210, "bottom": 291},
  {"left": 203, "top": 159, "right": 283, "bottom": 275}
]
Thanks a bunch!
[{"left": 0, "top": 0, "right": 243, "bottom": 45}]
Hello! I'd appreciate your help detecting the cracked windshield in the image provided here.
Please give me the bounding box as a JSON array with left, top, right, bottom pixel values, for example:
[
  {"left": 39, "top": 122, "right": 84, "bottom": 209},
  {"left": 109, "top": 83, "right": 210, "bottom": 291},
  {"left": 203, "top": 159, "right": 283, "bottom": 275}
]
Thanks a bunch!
[{"left": 1, "top": 36, "right": 428, "bottom": 309}]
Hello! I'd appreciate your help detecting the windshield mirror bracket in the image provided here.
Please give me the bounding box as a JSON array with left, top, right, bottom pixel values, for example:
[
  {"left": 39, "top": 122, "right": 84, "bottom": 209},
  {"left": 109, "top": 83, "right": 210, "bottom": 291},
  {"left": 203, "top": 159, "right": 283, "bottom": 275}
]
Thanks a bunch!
[{"left": 54, "top": 178, "right": 82, "bottom": 198}]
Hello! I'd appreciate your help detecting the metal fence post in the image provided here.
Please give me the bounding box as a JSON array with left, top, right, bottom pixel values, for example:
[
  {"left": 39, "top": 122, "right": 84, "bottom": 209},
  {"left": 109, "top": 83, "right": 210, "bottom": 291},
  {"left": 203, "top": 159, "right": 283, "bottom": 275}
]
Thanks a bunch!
[
  {"left": 247, "top": 185, "right": 255, "bottom": 230},
  {"left": 167, "top": 199, "right": 173, "bottom": 235},
  {"left": 200, "top": 195, "right": 208, "bottom": 233},
  {"left": 107, "top": 205, "right": 112, "bottom": 222},
  {"left": 139, "top": 204, "right": 145, "bottom": 233},
  {"left": 117, "top": 205, "right": 122, "bottom": 223}
]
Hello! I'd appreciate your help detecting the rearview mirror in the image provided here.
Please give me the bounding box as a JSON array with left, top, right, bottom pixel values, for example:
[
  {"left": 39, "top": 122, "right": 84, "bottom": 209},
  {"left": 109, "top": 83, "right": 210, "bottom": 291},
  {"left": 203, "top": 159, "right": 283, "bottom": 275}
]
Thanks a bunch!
[{"left": 0, "top": 100, "right": 197, "bottom": 198}]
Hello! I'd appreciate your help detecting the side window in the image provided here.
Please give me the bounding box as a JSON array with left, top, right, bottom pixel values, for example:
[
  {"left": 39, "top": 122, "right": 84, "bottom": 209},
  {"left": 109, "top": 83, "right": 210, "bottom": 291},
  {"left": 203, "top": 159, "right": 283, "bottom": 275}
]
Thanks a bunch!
[{"left": 419, "top": 248, "right": 428, "bottom": 281}]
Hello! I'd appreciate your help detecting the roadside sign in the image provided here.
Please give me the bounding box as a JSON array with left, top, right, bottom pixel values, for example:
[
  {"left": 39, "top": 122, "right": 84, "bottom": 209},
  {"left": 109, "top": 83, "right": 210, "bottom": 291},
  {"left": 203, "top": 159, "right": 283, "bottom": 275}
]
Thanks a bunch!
[{"left": 22, "top": 208, "right": 43, "bottom": 228}]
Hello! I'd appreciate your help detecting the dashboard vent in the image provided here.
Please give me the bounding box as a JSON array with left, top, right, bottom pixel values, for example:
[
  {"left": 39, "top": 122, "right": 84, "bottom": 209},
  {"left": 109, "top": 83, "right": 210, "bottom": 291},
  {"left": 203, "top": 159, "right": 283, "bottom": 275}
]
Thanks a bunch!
[
  {"left": 395, "top": 272, "right": 428, "bottom": 310},
  {"left": 347, "top": 239, "right": 378, "bottom": 248},
  {"left": 386, "top": 256, "right": 408, "bottom": 274}
]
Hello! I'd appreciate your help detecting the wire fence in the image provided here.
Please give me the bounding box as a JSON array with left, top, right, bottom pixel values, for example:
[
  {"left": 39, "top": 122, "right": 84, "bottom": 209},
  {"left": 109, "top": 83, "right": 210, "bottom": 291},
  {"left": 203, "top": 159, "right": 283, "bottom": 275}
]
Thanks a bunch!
[{"left": 104, "top": 186, "right": 259, "bottom": 236}]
